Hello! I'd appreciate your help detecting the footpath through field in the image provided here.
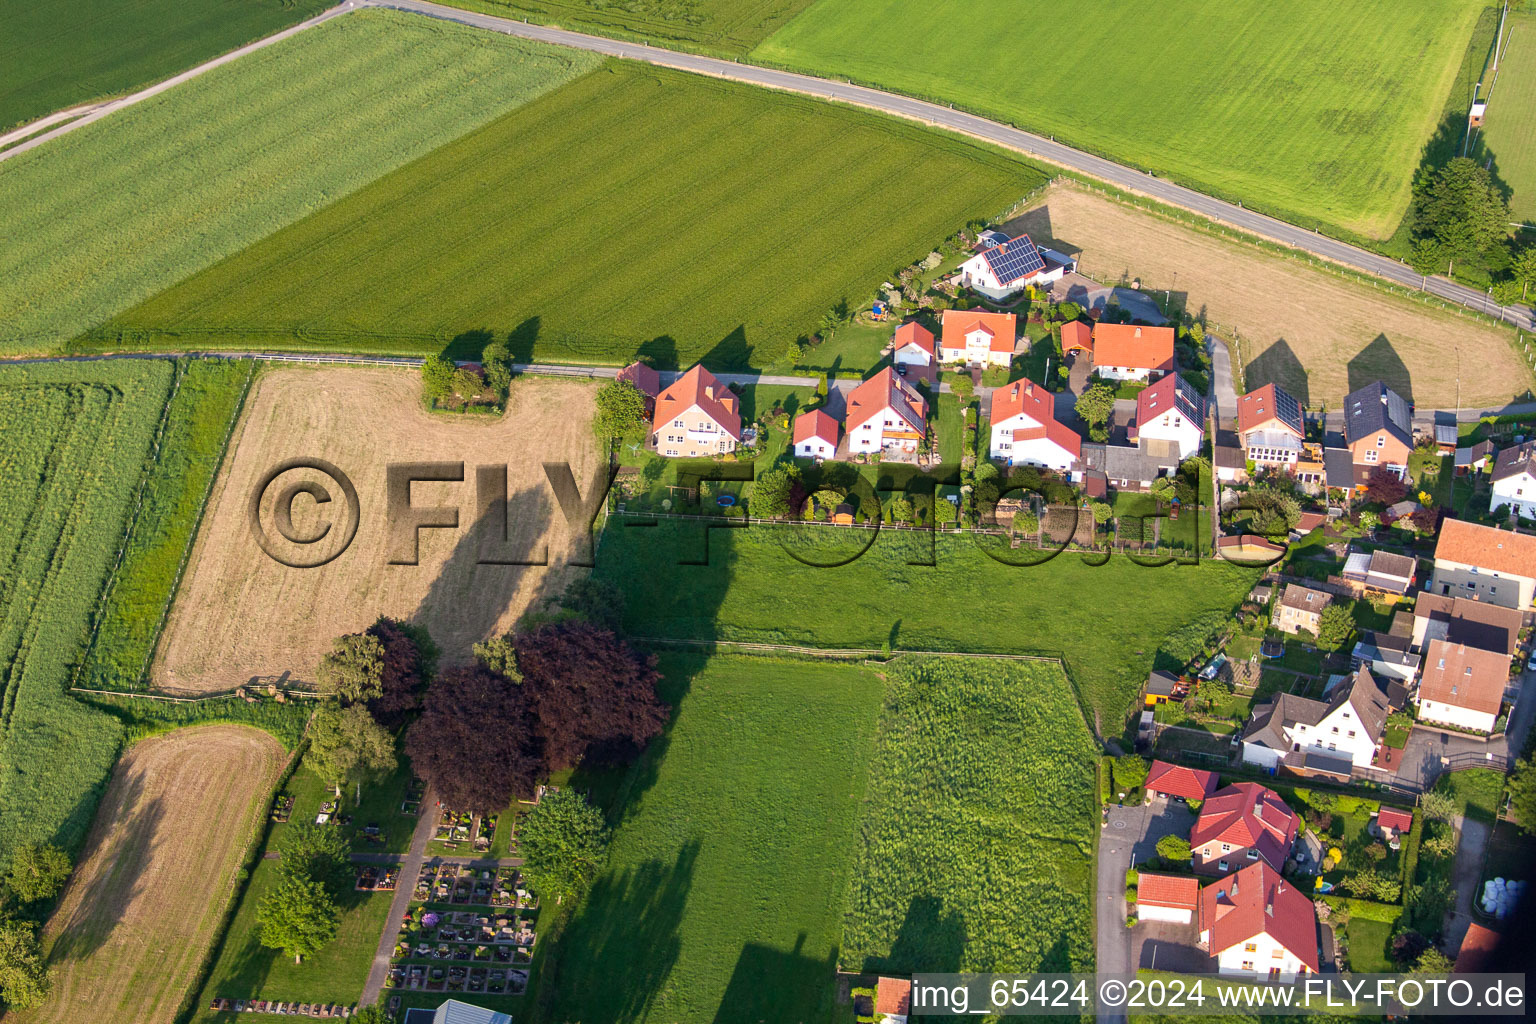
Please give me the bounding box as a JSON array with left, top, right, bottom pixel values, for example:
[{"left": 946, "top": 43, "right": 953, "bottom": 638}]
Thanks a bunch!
[{"left": 4, "top": 0, "right": 1532, "bottom": 337}]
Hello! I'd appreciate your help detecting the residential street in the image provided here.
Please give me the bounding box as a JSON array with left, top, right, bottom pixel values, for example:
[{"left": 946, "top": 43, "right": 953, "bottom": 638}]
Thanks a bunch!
[{"left": 1096, "top": 800, "right": 1198, "bottom": 1004}]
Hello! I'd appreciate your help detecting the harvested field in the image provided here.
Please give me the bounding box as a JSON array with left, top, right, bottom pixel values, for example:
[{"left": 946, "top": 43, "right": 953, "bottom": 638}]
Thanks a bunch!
[
  {"left": 1011, "top": 183, "right": 1529, "bottom": 409},
  {"left": 154, "top": 368, "right": 601, "bottom": 694},
  {"left": 11, "top": 725, "right": 284, "bottom": 1024}
]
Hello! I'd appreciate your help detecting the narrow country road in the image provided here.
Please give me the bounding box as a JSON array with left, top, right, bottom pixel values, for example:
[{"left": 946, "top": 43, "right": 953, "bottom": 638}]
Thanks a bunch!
[{"left": 4, "top": 0, "right": 1533, "bottom": 338}]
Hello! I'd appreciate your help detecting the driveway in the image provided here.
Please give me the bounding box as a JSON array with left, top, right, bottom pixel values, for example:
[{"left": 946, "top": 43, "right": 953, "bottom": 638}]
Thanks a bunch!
[
  {"left": 1443, "top": 815, "right": 1490, "bottom": 955},
  {"left": 1394, "top": 725, "right": 1509, "bottom": 791},
  {"left": 1098, "top": 799, "right": 1198, "bottom": 980},
  {"left": 1208, "top": 336, "right": 1238, "bottom": 429}
]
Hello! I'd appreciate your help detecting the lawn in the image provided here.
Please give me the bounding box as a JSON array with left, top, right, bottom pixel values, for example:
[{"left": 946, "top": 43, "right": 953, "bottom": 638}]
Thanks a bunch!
[
  {"left": 78, "top": 358, "right": 252, "bottom": 690},
  {"left": 1471, "top": 13, "right": 1536, "bottom": 222},
  {"left": 0, "top": 0, "right": 327, "bottom": 131},
  {"left": 1343, "top": 916, "right": 1394, "bottom": 973},
  {"left": 1434, "top": 768, "right": 1506, "bottom": 824},
  {"left": 0, "top": 359, "right": 173, "bottom": 866},
  {"left": 755, "top": 0, "right": 1484, "bottom": 237},
  {"left": 842, "top": 656, "right": 1096, "bottom": 974},
  {"left": 0, "top": 10, "right": 603, "bottom": 355},
  {"left": 104, "top": 63, "right": 1045, "bottom": 368},
  {"left": 549, "top": 652, "right": 884, "bottom": 1024},
  {"left": 592, "top": 519, "right": 1258, "bottom": 729},
  {"left": 441, "top": 0, "right": 818, "bottom": 52}
]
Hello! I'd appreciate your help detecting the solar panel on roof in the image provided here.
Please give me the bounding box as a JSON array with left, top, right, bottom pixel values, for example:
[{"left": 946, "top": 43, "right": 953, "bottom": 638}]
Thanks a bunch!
[{"left": 983, "top": 234, "right": 1045, "bottom": 283}]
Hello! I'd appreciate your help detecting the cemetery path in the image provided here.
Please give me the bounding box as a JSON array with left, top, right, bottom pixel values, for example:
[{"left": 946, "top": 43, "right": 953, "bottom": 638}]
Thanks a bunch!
[
  {"left": 350, "top": 852, "right": 525, "bottom": 867},
  {"left": 360, "top": 791, "right": 440, "bottom": 1006}
]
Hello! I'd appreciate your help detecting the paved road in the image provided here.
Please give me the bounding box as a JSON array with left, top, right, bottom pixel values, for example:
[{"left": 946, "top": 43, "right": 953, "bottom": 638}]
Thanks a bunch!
[
  {"left": 360, "top": 792, "right": 440, "bottom": 1006},
  {"left": 1208, "top": 338, "right": 1238, "bottom": 430},
  {"left": 7, "top": 0, "right": 1532, "bottom": 337}
]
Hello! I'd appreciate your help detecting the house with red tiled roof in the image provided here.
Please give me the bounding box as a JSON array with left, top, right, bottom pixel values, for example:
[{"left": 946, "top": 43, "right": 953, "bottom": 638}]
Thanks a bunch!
[
  {"left": 1416, "top": 639, "right": 1511, "bottom": 734},
  {"left": 1236, "top": 383, "right": 1304, "bottom": 470},
  {"left": 939, "top": 309, "right": 1017, "bottom": 369},
  {"left": 1060, "top": 320, "right": 1093, "bottom": 355},
  {"left": 1128, "top": 373, "right": 1205, "bottom": 460},
  {"left": 1197, "top": 862, "right": 1319, "bottom": 979},
  {"left": 1145, "top": 760, "right": 1218, "bottom": 803},
  {"left": 1430, "top": 518, "right": 1536, "bottom": 611},
  {"left": 1455, "top": 922, "right": 1502, "bottom": 973},
  {"left": 617, "top": 361, "right": 662, "bottom": 416},
  {"left": 791, "top": 409, "right": 839, "bottom": 461},
  {"left": 1090, "top": 323, "right": 1175, "bottom": 382},
  {"left": 846, "top": 368, "right": 928, "bottom": 455},
  {"left": 1136, "top": 872, "right": 1200, "bottom": 924},
  {"left": 988, "top": 377, "right": 1080, "bottom": 470},
  {"left": 891, "top": 321, "right": 936, "bottom": 373},
  {"left": 650, "top": 365, "right": 741, "bottom": 458},
  {"left": 1191, "top": 782, "right": 1298, "bottom": 875},
  {"left": 875, "top": 976, "right": 911, "bottom": 1024}
]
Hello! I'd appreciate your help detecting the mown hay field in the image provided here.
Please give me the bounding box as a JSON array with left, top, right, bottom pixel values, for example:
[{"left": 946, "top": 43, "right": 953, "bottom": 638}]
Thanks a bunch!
[
  {"left": 553, "top": 653, "right": 884, "bottom": 1023},
  {"left": 445, "top": 0, "right": 816, "bottom": 52},
  {"left": 592, "top": 521, "right": 1256, "bottom": 726},
  {"left": 755, "top": 0, "right": 1485, "bottom": 237},
  {"left": 0, "top": 360, "right": 172, "bottom": 865},
  {"left": 0, "top": 0, "right": 327, "bottom": 131},
  {"left": 842, "top": 657, "right": 1097, "bottom": 974},
  {"left": 102, "top": 63, "right": 1046, "bottom": 368},
  {"left": 7, "top": 726, "right": 285, "bottom": 1024},
  {"left": 154, "top": 367, "right": 602, "bottom": 695},
  {"left": 0, "top": 10, "right": 601, "bottom": 355},
  {"left": 1473, "top": 14, "right": 1536, "bottom": 222},
  {"left": 1010, "top": 182, "right": 1530, "bottom": 409}
]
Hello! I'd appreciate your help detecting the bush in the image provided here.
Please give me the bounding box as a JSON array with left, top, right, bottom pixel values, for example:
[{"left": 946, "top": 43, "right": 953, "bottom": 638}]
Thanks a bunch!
[{"left": 1156, "top": 834, "right": 1191, "bottom": 861}]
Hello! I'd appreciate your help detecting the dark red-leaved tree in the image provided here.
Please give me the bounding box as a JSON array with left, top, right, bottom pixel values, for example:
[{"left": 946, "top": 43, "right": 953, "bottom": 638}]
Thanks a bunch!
[
  {"left": 513, "top": 622, "right": 669, "bottom": 771},
  {"left": 1363, "top": 468, "right": 1408, "bottom": 507},
  {"left": 404, "top": 665, "right": 541, "bottom": 812},
  {"left": 365, "top": 617, "right": 430, "bottom": 729}
]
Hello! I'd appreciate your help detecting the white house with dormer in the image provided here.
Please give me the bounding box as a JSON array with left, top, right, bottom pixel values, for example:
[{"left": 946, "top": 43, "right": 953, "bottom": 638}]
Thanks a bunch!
[
  {"left": 1492, "top": 441, "right": 1536, "bottom": 520},
  {"left": 846, "top": 368, "right": 928, "bottom": 455},
  {"left": 988, "top": 377, "right": 1081, "bottom": 470},
  {"left": 1129, "top": 372, "right": 1205, "bottom": 460},
  {"left": 1198, "top": 863, "right": 1319, "bottom": 981},
  {"left": 938, "top": 309, "right": 1016, "bottom": 368}
]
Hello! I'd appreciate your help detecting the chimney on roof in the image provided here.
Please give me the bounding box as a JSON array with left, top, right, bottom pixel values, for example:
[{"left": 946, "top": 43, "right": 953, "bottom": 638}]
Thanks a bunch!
[
  {"left": 1266, "top": 899, "right": 1274, "bottom": 916},
  {"left": 1231, "top": 877, "right": 1239, "bottom": 897},
  {"left": 705, "top": 385, "right": 714, "bottom": 400},
  {"left": 1134, "top": 327, "right": 1142, "bottom": 337}
]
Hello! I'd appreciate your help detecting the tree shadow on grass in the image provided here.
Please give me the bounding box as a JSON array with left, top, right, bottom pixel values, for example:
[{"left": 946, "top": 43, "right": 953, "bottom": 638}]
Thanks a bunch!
[
  {"left": 546, "top": 840, "right": 700, "bottom": 1024},
  {"left": 710, "top": 934, "right": 842, "bottom": 1024},
  {"left": 863, "top": 894, "right": 967, "bottom": 975},
  {"left": 43, "top": 776, "right": 156, "bottom": 966}
]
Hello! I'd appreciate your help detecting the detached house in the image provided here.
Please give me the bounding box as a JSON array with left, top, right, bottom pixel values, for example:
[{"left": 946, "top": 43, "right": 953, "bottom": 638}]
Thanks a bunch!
[
  {"left": 1416, "top": 640, "right": 1511, "bottom": 735},
  {"left": 891, "top": 321, "right": 936, "bottom": 375},
  {"left": 1237, "top": 383, "right": 1304, "bottom": 470},
  {"left": 1339, "top": 548, "right": 1416, "bottom": 598},
  {"left": 939, "top": 309, "right": 1017, "bottom": 368},
  {"left": 988, "top": 377, "right": 1081, "bottom": 470},
  {"left": 1191, "top": 782, "right": 1299, "bottom": 875},
  {"left": 1273, "top": 584, "right": 1331, "bottom": 635},
  {"left": 650, "top": 365, "right": 741, "bottom": 458},
  {"left": 1342, "top": 381, "right": 1412, "bottom": 485},
  {"left": 1491, "top": 441, "right": 1536, "bottom": 520},
  {"left": 792, "top": 410, "right": 839, "bottom": 461},
  {"left": 1198, "top": 862, "right": 1319, "bottom": 980},
  {"left": 1241, "top": 667, "right": 1392, "bottom": 773},
  {"left": 1411, "top": 593, "right": 1522, "bottom": 658},
  {"left": 846, "top": 368, "right": 928, "bottom": 456},
  {"left": 1128, "top": 372, "right": 1205, "bottom": 460},
  {"left": 1430, "top": 518, "right": 1536, "bottom": 610},
  {"left": 1090, "top": 323, "right": 1175, "bottom": 381},
  {"left": 956, "top": 232, "right": 1073, "bottom": 301}
]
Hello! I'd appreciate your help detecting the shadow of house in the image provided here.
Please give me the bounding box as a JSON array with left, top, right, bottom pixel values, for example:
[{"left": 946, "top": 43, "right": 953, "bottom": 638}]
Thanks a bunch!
[
  {"left": 863, "top": 894, "right": 967, "bottom": 975},
  {"left": 1000, "top": 206, "right": 1080, "bottom": 260},
  {"left": 709, "top": 936, "right": 842, "bottom": 1024},
  {"left": 1245, "top": 337, "right": 1309, "bottom": 408},
  {"left": 636, "top": 335, "right": 679, "bottom": 372},
  {"left": 701, "top": 325, "right": 753, "bottom": 372},
  {"left": 547, "top": 841, "right": 700, "bottom": 1024},
  {"left": 1348, "top": 334, "right": 1413, "bottom": 408}
]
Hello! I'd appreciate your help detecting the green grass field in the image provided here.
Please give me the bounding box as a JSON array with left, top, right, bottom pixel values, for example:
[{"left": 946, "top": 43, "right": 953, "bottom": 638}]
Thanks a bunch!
[
  {"left": 755, "top": 0, "right": 1485, "bottom": 237},
  {"left": 551, "top": 653, "right": 884, "bottom": 1023},
  {"left": 1474, "top": 13, "right": 1536, "bottom": 222},
  {"left": 0, "top": 0, "right": 328, "bottom": 131},
  {"left": 102, "top": 63, "right": 1043, "bottom": 367},
  {"left": 442, "top": 0, "right": 816, "bottom": 51},
  {"left": 0, "top": 10, "right": 602, "bottom": 355},
  {"left": 79, "top": 359, "right": 251, "bottom": 691},
  {"left": 0, "top": 360, "right": 173, "bottom": 866},
  {"left": 593, "top": 522, "right": 1256, "bottom": 728},
  {"left": 842, "top": 657, "right": 1096, "bottom": 974}
]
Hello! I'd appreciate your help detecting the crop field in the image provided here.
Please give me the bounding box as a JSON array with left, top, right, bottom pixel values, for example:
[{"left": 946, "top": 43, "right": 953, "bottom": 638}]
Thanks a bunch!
[
  {"left": 553, "top": 653, "right": 884, "bottom": 1023},
  {"left": 1473, "top": 13, "right": 1536, "bottom": 222},
  {"left": 105, "top": 63, "right": 1044, "bottom": 368},
  {"left": 593, "top": 521, "right": 1256, "bottom": 727},
  {"left": 154, "top": 367, "right": 602, "bottom": 694},
  {"left": 0, "top": 10, "right": 602, "bottom": 355},
  {"left": 842, "top": 657, "right": 1096, "bottom": 974},
  {"left": 80, "top": 359, "right": 252, "bottom": 691},
  {"left": 756, "top": 0, "right": 1485, "bottom": 237},
  {"left": 446, "top": 0, "right": 816, "bottom": 51},
  {"left": 0, "top": 0, "right": 327, "bottom": 131},
  {"left": 14, "top": 725, "right": 285, "bottom": 1024},
  {"left": 0, "top": 359, "right": 172, "bottom": 865},
  {"left": 1010, "top": 182, "right": 1530, "bottom": 408}
]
